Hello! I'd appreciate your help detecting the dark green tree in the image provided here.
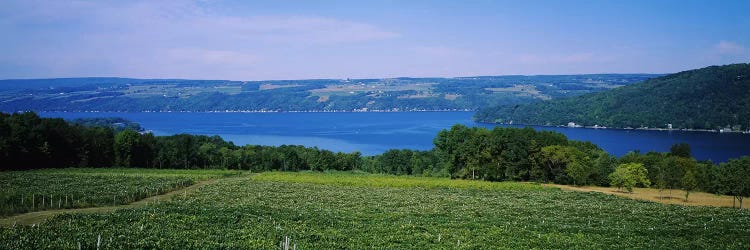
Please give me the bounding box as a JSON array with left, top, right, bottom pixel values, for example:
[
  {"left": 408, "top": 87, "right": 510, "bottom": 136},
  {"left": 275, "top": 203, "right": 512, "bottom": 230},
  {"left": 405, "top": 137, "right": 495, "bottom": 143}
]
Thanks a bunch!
[
  {"left": 114, "top": 129, "right": 142, "bottom": 167},
  {"left": 718, "top": 157, "right": 750, "bottom": 209},
  {"left": 670, "top": 143, "right": 691, "bottom": 158}
]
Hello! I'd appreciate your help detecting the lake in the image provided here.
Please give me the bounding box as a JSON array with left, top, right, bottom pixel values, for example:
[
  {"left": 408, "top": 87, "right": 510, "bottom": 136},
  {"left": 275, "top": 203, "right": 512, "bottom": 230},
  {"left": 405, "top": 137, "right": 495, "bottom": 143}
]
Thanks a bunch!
[{"left": 40, "top": 112, "right": 750, "bottom": 163}]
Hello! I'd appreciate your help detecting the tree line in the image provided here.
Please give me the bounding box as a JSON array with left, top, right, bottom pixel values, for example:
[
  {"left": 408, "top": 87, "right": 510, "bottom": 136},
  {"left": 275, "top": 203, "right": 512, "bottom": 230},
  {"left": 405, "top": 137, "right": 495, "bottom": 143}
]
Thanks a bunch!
[
  {"left": 0, "top": 112, "right": 360, "bottom": 172},
  {"left": 1, "top": 112, "right": 748, "bottom": 208},
  {"left": 402, "top": 125, "right": 747, "bottom": 207}
]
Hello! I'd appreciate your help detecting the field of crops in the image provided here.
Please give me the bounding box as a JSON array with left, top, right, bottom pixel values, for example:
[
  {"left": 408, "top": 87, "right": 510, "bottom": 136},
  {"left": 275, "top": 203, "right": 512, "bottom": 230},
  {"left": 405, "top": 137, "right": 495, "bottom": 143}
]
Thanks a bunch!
[
  {"left": 2, "top": 171, "right": 750, "bottom": 249},
  {"left": 253, "top": 171, "right": 546, "bottom": 190},
  {"left": 0, "top": 168, "right": 240, "bottom": 216}
]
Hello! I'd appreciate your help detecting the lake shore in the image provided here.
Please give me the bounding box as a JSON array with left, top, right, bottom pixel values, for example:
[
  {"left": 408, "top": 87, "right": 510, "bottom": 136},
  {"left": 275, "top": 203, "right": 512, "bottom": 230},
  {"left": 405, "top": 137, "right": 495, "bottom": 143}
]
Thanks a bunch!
[
  {"left": 37, "top": 111, "right": 750, "bottom": 162},
  {"left": 17, "top": 109, "right": 475, "bottom": 113},
  {"left": 477, "top": 121, "right": 750, "bottom": 134}
]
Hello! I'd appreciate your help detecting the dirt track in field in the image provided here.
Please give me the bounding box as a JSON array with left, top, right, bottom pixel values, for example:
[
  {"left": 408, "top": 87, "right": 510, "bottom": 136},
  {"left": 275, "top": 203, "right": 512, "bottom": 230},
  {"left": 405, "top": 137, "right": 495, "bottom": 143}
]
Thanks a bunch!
[
  {"left": 547, "top": 184, "right": 746, "bottom": 209},
  {"left": 0, "top": 177, "right": 229, "bottom": 227}
]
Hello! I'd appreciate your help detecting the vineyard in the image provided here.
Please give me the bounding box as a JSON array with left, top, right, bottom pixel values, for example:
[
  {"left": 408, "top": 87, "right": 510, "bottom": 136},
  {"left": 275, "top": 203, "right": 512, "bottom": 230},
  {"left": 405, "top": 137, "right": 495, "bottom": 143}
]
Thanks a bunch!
[
  {"left": 1, "top": 170, "right": 750, "bottom": 249},
  {"left": 252, "top": 171, "right": 547, "bottom": 190},
  {"left": 0, "top": 168, "right": 240, "bottom": 216}
]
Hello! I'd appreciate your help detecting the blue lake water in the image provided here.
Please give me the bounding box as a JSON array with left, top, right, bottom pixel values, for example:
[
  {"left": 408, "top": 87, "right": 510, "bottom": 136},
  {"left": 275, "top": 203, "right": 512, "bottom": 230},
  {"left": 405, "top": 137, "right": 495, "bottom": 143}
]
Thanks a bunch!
[{"left": 40, "top": 112, "right": 750, "bottom": 163}]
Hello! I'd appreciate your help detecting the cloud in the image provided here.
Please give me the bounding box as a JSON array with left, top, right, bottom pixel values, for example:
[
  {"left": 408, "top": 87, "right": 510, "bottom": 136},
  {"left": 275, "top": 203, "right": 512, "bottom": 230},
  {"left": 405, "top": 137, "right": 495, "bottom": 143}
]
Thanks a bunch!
[
  {"left": 715, "top": 41, "right": 746, "bottom": 55},
  {"left": 209, "top": 16, "right": 400, "bottom": 44},
  {"left": 0, "top": 0, "right": 399, "bottom": 79},
  {"left": 2, "top": 1, "right": 399, "bottom": 45}
]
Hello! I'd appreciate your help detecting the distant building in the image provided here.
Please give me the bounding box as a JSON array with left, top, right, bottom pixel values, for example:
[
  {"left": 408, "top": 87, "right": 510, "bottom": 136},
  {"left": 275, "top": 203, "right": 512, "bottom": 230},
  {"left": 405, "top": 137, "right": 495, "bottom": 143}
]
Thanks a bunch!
[{"left": 667, "top": 124, "right": 673, "bottom": 130}]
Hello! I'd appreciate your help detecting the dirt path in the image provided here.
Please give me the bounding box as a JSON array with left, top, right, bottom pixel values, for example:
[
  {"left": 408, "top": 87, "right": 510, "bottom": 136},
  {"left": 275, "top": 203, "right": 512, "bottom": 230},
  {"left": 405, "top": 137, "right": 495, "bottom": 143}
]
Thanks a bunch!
[
  {"left": 0, "top": 177, "right": 227, "bottom": 227},
  {"left": 547, "top": 184, "right": 745, "bottom": 209}
]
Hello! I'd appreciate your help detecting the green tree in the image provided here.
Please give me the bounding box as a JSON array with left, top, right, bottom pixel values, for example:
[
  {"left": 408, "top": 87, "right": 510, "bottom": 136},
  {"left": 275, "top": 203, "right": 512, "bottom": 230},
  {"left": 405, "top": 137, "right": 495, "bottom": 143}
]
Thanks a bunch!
[
  {"left": 682, "top": 167, "right": 698, "bottom": 202},
  {"left": 531, "top": 145, "right": 570, "bottom": 183},
  {"left": 531, "top": 145, "right": 592, "bottom": 185},
  {"left": 197, "top": 143, "right": 215, "bottom": 168},
  {"left": 609, "top": 163, "right": 651, "bottom": 193},
  {"left": 114, "top": 129, "right": 141, "bottom": 167},
  {"left": 718, "top": 157, "right": 750, "bottom": 209},
  {"left": 670, "top": 143, "right": 691, "bottom": 158},
  {"left": 79, "top": 126, "right": 115, "bottom": 167},
  {"left": 656, "top": 156, "right": 686, "bottom": 199},
  {"left": 565, "top": 155, "right": 594, "bottom": 186},
  {"left": 592, "top": 152, "right": 617, "bottom": 186},
  {"left": 695, "top": 161, "right": 718, "bottom": 193},
  {"left": 312, "top": 150, "right": 337, "bottom": 171}
]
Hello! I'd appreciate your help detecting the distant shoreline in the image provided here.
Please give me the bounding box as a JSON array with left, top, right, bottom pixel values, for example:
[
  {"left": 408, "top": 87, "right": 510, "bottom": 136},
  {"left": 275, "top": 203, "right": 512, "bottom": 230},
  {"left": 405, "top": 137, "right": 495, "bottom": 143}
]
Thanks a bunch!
[
  {"left": 24, "top": 110, "right": 750, "bottom": 134},
  {"left": 475, "top": 121, "right": 750, "bottom": 134},
  {"left": 26, "top": 109, "right": 476, "bottom": 113}
]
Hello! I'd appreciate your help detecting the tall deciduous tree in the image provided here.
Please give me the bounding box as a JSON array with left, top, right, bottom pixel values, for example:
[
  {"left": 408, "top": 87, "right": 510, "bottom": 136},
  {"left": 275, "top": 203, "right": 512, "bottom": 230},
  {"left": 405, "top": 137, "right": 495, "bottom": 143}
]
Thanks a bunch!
[
  {"left": 682, "top": 167, "right": 698, "bottom": 202},
  {"left": 610, "top": 163, "right": 651, "bottom": 193},
  {"left": 114, "top": 129, "right": 141, "bottom": 167},
  {"left": 718, "top": 157, "right": 750, "bottom": 209}
]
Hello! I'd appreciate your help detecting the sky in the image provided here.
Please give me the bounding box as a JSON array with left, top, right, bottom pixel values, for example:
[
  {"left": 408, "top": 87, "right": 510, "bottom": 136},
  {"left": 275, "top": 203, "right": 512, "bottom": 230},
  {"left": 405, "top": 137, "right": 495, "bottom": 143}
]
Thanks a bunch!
[{"left": 1, "top": 0, "right": 749, "bottom": 80}]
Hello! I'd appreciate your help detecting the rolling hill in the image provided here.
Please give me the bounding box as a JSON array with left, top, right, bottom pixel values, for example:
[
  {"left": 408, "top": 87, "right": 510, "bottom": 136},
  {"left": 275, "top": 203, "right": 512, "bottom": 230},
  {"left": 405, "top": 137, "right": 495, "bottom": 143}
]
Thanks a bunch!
[
  {"left": 0, "top": 75, "right": 656, "bottom": 112},
  {"left": 474, "top": 64, "right": 750, "bottom": 131}
]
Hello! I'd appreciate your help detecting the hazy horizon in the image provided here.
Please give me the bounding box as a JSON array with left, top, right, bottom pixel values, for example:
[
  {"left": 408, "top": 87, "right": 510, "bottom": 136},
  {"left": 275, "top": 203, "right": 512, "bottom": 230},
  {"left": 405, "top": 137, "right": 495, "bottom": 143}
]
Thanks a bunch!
[
  {"left": 1, "top": 0, "right": 749, "bottom": 81},
  {"left": 0, "top": 71, "right": 669, "bottom": 82}
]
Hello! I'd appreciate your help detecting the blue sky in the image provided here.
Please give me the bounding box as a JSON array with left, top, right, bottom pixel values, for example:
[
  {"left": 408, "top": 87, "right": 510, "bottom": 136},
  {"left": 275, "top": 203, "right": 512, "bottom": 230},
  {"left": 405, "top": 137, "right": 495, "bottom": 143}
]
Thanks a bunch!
[{"left": 1, "top": 0, "right": 748, "bottom": 80}]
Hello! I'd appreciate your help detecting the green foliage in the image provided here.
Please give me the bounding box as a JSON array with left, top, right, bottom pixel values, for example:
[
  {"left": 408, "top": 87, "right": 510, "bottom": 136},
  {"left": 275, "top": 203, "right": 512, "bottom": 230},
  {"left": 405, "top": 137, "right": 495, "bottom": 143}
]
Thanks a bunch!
[
  {"left": 0, "top": 168, "right": 237, "bottom": 216},
  {"left": 565, "top": 152, "right": 595, "bottom": 186},
  {"left": 1, "top": 111, "right": 747, "bottom": 208},
  {"left": 670, "top": 143, "right": 692, "bottom": 158},
  {"left": 432, "top": 124, "right": 607, "bottom": 185},
  {"left": 114, "top": 129, "right": 148, "bottom": 167},
  {"left": 717, "top": 157, "right": 750, "bottom": 208},
  {"left": 531, "top": 145, "right": 593, "bottom": 185},
  {"left": 0, "top": 112, "right": 115, "bottom": 170},
  {"left": 476, "top": 63, "right": 750, "bottom": 130},
  {"left": 609, "top": 163, "right": 651, "bottom": 193},
  {"left": 69, "top": 117, "right": 143, "bottom": 132},
  {"left": 592, "top": 151, "right": 618, "bottom": 186},
  {"left": 617, "top": 149, "right": 711, "bottom": 196},
  {"left": 682, "top": 166, "right": 699, "bottom": 201},
  {"left": 695, "top": 161, "right": 719, "bottom": 193},
  {"left": 252, "top": 171, "right": 545, "bottom": 191},
  {"left": 2, "top": 172, "right": 749, "bottom": 248},
  {"left": 0, "top": 112, "right": 363, "bottom": 172}
]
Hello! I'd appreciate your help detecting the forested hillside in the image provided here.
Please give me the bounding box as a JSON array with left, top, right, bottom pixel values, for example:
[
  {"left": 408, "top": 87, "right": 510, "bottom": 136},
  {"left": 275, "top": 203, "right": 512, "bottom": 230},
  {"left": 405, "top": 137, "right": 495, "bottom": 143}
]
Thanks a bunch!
[
  {"left": 0, "top": 75, "right": 656, "bottom": 112},
  {"left": 475, "top": 64, "right": 750, "bottom": 130}
]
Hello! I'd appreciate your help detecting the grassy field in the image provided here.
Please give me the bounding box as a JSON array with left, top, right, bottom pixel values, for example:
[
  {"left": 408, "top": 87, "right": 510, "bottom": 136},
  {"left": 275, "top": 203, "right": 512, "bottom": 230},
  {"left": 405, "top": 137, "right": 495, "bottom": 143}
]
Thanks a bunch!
[
  {"left": 308, "top": 83, "right": 435, "bottom": 97},
  {"left": 0, "top": 168, "right": 240, "bottom": 216},
  {"left": 484, "top": 84, "right": 551, "bottom": 100},
  {"left": 254, "top": 171, "right": 546, "bottom": 190},
  {"left": 2, "top": 170, "right": 749, "bottom": 249}
]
